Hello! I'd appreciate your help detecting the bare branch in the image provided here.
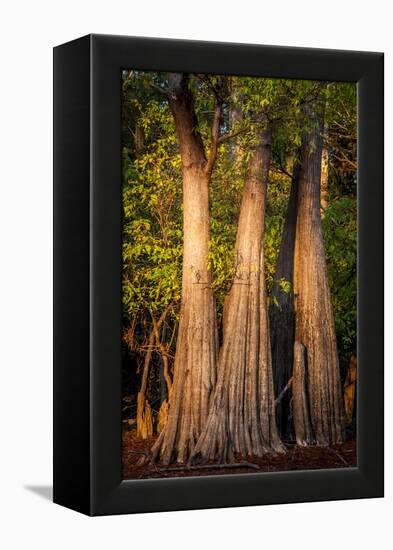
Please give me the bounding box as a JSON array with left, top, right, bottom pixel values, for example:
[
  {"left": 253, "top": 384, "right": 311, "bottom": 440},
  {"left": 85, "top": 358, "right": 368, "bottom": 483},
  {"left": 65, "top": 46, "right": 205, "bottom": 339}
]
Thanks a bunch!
[
  {"left": 204, "top": 99, "right": 222, "bottom": 176},
  {"left": 275, "top": 377, "right": 293, "bottom": 406},
  {"left": 217, "top": 126, "right": 248, "bottom": 144},
  {"left": 271, "top": 160, "right": 293, "bottom": 180},
  {"left": 150, "top": 83, "right": 170, "bottom": 97},
  {"left": 196, "top": 74, "right": 224, "bottom": 103}
]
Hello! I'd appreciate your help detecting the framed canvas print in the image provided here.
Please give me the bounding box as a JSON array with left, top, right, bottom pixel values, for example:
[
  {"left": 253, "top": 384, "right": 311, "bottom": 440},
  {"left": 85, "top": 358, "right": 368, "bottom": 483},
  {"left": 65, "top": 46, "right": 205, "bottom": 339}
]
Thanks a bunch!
[{"left": 53, "top": 34, "right": 383, "bottom": 516}]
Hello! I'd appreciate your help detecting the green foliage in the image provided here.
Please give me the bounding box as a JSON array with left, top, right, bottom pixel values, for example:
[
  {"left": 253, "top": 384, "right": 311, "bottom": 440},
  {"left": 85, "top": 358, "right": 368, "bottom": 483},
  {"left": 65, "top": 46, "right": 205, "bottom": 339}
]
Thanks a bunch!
[
  {"left": 265, "top": 172, "right": 292, "bottom": 292},
  {"left": 323, "top": 196, "right": 357, "bottom": 364},
  {"left": 122, "top": 70, "right": 357, "bottom": 402},
  {"left": 122, "top": 88, "right": 183, "bottom": 323}
]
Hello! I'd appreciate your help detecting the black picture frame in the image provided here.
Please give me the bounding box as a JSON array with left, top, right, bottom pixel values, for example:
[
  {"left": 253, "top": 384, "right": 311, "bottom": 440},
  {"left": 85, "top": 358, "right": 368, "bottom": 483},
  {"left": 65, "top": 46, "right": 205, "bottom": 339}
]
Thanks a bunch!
[{"left": 53, "top": 34, "right": 384, "bottom": 516}]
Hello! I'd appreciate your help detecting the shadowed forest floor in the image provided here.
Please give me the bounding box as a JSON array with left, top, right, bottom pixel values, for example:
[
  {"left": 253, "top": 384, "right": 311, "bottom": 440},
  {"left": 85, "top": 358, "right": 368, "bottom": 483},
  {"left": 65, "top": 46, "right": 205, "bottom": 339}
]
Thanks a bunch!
[{"left": 122, "top": 429, "right": 357, "bottom": 480}]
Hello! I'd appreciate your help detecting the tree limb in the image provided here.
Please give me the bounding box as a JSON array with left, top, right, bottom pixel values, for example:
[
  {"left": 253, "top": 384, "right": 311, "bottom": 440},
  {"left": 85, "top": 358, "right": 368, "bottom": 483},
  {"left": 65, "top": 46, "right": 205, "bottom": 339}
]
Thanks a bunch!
[
  {"left": 150, "top": 82, "right": 170, "bottom": 97},
  {"left": 271, "top": 160, "right": 293, "bottom": 180},
  {"left": 204, "top": 99, "right": 222, "bottom": 176},
  {"left": 275, "top": 377, "right": 293, "bottom": 406},
  {"left": 217, "top": 126, "right": 248, "bottom": 145}
]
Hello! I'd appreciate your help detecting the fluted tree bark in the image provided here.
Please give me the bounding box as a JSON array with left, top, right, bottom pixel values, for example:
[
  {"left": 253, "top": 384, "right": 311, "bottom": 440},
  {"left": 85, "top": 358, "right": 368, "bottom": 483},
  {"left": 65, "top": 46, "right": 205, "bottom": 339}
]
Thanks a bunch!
[
  {"left": 151, "top": 74, "right": 220, "bottom": 464},
  {"left": 293, "top": 97, "right": 345, "bottom": 445},
  {"left": 192, "top": 126, "right": 284, "bottom": 463}
]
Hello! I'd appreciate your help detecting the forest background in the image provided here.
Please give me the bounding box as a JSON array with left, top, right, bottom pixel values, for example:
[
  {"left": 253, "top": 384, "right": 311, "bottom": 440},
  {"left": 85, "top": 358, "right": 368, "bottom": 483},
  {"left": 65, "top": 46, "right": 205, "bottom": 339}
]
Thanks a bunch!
[{"left": 121, "top": 71, "right": 357, "bottom": 459}]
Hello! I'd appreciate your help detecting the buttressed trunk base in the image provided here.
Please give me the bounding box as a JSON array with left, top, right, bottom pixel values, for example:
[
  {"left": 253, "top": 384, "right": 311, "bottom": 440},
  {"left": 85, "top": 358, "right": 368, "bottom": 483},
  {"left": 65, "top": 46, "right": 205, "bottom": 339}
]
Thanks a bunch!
[{"left": 192, "top": 128, "right": 284, "bottom": 463}]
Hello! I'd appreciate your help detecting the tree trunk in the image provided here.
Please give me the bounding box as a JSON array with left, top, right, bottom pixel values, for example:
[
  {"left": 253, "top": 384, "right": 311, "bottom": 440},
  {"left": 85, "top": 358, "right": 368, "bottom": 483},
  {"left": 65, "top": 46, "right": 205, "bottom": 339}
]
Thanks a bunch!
[
  {"left": 151, "top": 74, "right": 218, "bottom": 464},
  {"left": 136, "top": 327, "right": 154, "bottom": 439},
  {"left": 153, "top": 317, "right": 172, "bottom": 434},
  {"left": 293, "top": 99, "right": 345, "bottom": 446},
  {"left": 135, "top": 122, "right": 144, "bottom": 157},
  {"left": 229, "top": 79, "right": 244, "bottom": 165},
  {"left": 292, "top": 341, "right": 313, "bottom": 445},
  {"left": 136, "top": 307, "right": 171, "bottom": 439},
  {"left": 152, "top": 317, "right": 172, "bottom": 404},
  {"left": 320, "top": 85, "right": 332, "bottom": 217},
  {"left": 192, "top": 128, "right": 284, "bottom": 463},
  {"left": 269, "top": 159, "right": 301, "bottom": 438},
  {"left": 320, "top": 123, "right": 329, "bottom": 217}
]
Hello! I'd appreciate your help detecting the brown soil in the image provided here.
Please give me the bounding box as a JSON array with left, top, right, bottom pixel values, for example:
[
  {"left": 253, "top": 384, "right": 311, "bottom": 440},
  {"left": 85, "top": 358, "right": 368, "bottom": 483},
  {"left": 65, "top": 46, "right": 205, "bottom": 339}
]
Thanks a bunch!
[{"left": 122, "top": 429, "right": 357, "bottom": 480}]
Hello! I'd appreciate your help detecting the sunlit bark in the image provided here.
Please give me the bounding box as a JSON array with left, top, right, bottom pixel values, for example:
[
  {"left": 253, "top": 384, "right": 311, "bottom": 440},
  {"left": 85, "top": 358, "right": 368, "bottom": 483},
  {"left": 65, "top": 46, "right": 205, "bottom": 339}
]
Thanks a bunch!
[
  {"left": 152, "top": 74, "right": 218, "bottom": 464},
  {"left": 293, "top": 99, "right": 345, "bottom": 445},
  {"left": 192, "top": 127, "right": 284, "bottom": 462}
]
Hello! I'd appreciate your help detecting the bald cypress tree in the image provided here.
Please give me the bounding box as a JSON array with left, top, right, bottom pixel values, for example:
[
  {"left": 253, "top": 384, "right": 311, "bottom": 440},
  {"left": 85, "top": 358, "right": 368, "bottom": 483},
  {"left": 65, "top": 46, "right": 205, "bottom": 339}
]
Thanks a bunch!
[
  {"left": 293, "top": 95, "right": 345, "bottom": 445},
  {"left": 151, "top": 74, "right": 221, "bottom": 464}
]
